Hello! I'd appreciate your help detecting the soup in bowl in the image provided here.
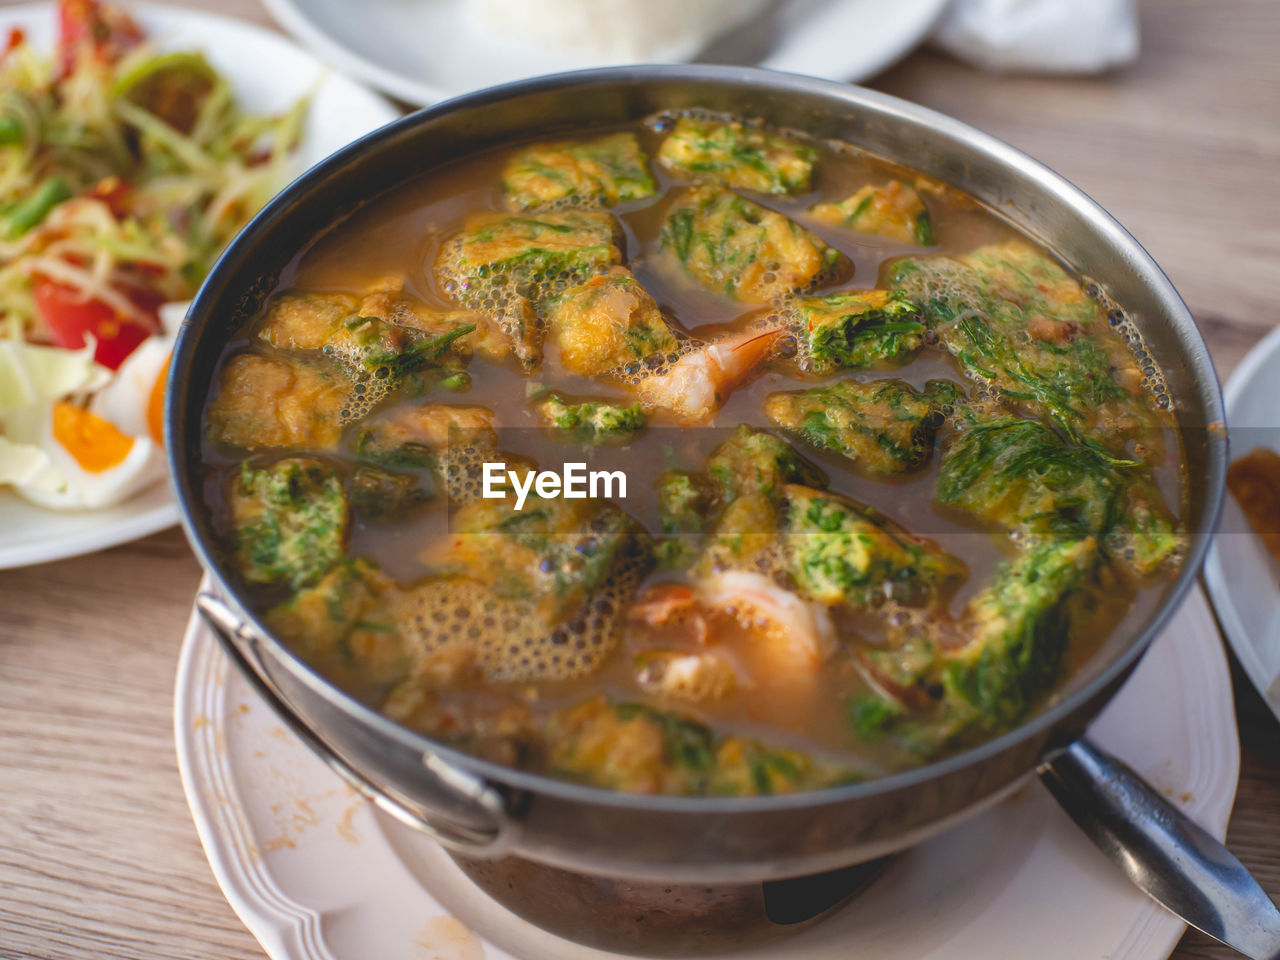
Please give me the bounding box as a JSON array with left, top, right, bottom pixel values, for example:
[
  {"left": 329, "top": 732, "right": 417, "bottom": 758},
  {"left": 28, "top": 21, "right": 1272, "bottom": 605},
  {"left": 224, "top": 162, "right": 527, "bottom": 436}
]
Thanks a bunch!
[
  {"left": 196, "top": 108, "right": 1186, "bottom": 798},
  {"left": 171, "top": 68, "right": 1224, "bottom": 887}
]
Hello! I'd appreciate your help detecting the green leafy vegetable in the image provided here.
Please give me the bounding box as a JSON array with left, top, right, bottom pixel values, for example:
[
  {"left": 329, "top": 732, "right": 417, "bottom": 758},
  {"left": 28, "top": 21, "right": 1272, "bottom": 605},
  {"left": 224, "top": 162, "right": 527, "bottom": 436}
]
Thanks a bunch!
[
  {"left": 660, "top": 186, "right": 842, "bottom": 303},
  {"left": 705, "top": 425, "right": 825, "bottom": 501},
  {"left": 231, "top": 458, "right": 348, "bottom": 588},
  {"left": 792, "top": 289, "right": 925, "bottom": 372},
  {"left": 886, "top": 241, "right": 1151, "bottom": 442},
  {"left": 783, "top": 484, "right": 965, "bottom": 609},
  {"left": 503, "top": 131, "right": 657, "bottom": 210},
  {"left": 944, "top": 537, "right": 1098, "bottom": 727},
  {"left": 536, "top": 393, "right": 648, "bottom": 445},
  {"left": 655, "top": 115, "right": 817, "bottom": 195},
  {"left": 765, "top": 378, "right": 961, "bottom": 474},
  {"left": 809, "top": 181, "right": 933, "bottom": 246}
]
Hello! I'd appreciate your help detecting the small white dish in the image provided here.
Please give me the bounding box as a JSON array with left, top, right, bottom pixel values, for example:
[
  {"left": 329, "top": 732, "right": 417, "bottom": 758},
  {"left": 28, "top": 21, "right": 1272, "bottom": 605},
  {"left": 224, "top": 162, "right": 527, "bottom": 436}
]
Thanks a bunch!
[
  {"left": 261, "top": 0, "right": 951, "bottom": 107},
  {"left": 0, "top": 2, "right": 400, "bottom": 570},
  {"left": 1204, "top": 322, "right": 1280, "bottom": 724},
  {"left": 175, "top": 580, "right": 1238, "bottom": 960}
]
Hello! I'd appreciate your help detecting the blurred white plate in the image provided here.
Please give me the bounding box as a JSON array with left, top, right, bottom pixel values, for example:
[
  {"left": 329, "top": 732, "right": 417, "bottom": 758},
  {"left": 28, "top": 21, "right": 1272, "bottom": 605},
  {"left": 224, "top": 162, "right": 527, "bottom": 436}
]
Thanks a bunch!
[
  {"left": 175, "top": 580, "right": 1237, "bottom": 960},
  {"left": 0, "top": 2, "right": 399, "bottom": 571},
  {"left": 262, "top": 0, "right": 950, "bottom": 106},
  {"left": 1204, "top": 323, "right": 1280, "bottom": 724}
]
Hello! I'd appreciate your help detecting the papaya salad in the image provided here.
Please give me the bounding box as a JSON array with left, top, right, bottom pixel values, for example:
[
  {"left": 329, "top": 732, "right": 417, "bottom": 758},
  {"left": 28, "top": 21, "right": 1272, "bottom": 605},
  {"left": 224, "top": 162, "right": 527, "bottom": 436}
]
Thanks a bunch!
[{"left": 0, "top": 0, "right": 306, "bottom": 511}]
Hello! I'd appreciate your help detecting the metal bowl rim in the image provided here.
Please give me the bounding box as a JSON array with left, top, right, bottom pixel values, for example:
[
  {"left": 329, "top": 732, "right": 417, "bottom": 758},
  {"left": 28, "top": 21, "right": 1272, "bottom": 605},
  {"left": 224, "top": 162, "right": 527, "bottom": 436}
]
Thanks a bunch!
[{"left": 170, "top": 62, "right": 1227, "bottom": 815}]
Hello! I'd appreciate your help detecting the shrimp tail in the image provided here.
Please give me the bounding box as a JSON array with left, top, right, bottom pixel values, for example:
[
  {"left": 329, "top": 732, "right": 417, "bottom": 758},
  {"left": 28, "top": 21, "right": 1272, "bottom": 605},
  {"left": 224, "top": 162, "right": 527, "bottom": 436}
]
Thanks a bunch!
[
  {"left": 713, "top": 328, "right": 784, "bottom": 387},
  {"left": 638, "top": 327, "right": 784, "bottom": 425}
]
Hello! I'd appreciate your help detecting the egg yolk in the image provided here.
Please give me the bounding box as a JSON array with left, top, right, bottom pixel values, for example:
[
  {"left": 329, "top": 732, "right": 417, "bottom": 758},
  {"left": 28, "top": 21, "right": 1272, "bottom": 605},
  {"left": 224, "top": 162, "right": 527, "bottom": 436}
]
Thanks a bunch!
[
  {"left": 147, "top": 353, "right": 170, "bottom": 445},
  {"left": 52, "top": 402, "right": 135, "bottom": 472}
]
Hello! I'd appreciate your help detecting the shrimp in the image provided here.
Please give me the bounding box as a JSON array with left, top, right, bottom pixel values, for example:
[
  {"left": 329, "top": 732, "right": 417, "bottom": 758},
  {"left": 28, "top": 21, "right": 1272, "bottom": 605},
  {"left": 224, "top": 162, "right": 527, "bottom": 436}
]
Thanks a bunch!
[
  {"left": 635, "top": 328, "right": 784, "bottom": 425},
  {"left": 635, "top": 650, "right": 737, "bottom": 702},
  {"left": 628, "top": 582, "right": 707, "bottom": 644},
  {"left": 627, "top": 570, "right": 834, "bottom": 706},
  {"left": 696, "top": 571, "right": 837, "bottom": 673}
]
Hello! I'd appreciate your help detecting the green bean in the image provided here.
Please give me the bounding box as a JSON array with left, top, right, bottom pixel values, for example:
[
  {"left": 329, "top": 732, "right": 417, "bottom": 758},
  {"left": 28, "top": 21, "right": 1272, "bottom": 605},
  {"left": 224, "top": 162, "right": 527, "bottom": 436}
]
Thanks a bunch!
[
  {"left": 0, "top": 115, "right": 24, "bottom": 145},
  {"left": 6, "top": 177, "right": 71, "bottom": 238}
]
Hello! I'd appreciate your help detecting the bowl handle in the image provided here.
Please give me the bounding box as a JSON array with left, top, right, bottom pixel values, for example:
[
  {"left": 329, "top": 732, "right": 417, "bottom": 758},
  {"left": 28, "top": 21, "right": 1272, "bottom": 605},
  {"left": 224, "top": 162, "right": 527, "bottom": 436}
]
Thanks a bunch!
[
  {"left": 195, "top": 592, "right": 517, "bottom": 860},
  {"left": 1040, "top": 737, "right": 1280, "bottom": 960}
]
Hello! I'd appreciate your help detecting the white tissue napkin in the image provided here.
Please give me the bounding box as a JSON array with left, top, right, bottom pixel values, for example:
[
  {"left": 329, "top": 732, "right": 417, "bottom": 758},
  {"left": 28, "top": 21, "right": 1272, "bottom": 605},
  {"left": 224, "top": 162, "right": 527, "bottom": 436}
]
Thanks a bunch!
[{"left": 932, "top": 0, "right": 1139, "bottom": 74}]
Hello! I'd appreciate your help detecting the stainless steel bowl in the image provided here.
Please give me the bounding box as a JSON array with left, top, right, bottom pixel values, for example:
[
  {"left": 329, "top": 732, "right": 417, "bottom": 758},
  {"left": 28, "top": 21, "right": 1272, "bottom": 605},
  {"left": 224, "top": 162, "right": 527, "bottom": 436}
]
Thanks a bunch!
[{"left": 168, "top": 66, "right": 1226, "bottom": 890}]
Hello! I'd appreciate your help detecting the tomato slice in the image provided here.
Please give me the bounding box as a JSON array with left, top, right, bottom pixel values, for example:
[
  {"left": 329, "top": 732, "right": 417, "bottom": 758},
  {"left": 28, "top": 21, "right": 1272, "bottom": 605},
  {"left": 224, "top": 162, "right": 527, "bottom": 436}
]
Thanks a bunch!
[
  {"left": 33, "top": 278, "right": 156, "bottom": 370},
  {"left": 3, "top": 27, "right": 26, "bottom": 58},
  {"left": 84, "top": 176, "right": 132, "bottom": 218}
]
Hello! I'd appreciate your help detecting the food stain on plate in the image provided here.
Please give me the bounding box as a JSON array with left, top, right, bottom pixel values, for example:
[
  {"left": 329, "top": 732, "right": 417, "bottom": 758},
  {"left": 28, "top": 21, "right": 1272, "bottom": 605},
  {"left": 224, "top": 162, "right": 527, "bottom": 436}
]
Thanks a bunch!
[
  {"left": 336, "top": 793, "right": 365, "bottom": 845},
  {"left": 412, "top": 915, "right": 486, "bottom": 960},
  {"left": 260, "top": 788, "right": 343, "bottom": 853}
]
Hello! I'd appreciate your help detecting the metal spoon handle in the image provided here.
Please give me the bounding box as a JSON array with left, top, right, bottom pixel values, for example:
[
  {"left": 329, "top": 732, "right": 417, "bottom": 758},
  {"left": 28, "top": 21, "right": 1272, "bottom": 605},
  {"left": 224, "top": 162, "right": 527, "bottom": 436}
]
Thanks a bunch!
[{"left": 1040, "top": 737, "right": 1280, "bottom": 960}]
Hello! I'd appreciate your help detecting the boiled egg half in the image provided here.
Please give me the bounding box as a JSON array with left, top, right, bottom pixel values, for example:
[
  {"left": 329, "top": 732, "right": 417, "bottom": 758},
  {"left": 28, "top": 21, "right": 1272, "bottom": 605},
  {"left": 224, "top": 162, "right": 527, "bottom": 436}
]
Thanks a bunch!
[
  {"left": 0, "top": 302, "right": 183, "bottom": 510},
  {"left": 8, "top": 401, "right": 165, "bottom": 510}
]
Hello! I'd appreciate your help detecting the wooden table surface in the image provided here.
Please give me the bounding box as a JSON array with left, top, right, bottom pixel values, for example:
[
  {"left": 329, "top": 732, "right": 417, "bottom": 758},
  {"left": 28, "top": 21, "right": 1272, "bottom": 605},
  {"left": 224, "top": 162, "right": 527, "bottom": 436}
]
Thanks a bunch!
[{"left": 2, "top": 1, "right": 1278, "bottom": 958}]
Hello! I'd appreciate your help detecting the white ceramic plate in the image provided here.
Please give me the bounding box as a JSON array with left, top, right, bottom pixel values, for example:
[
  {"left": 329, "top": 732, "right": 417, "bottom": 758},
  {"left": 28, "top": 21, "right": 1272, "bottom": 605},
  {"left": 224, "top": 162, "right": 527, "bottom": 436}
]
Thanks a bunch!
[
  {"left": 0, "top": 3, "right": 400, "bottom": 571},
  {"left": 261, "top": 0, "right": 950, "bottom": 107},
  {"left": 175, "top": 582, "right": 1238, "bottom": 960},
  {"left": 1204, "top": 323, "right": 1280, "bottom": 724}
]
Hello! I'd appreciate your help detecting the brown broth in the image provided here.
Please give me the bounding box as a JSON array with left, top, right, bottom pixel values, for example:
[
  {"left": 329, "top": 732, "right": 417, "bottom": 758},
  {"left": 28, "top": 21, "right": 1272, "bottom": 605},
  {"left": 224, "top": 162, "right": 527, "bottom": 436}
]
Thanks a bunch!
[{"left": 199, "top": 116, "right": 1185, "bottom": 782}]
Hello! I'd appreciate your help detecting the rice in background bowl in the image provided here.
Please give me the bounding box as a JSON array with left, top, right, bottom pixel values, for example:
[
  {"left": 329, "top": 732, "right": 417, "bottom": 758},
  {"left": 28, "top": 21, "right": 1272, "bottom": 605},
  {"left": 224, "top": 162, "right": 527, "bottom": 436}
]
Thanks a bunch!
[{"left": 463, "top": 0, "right": 771, "bottom": 63}]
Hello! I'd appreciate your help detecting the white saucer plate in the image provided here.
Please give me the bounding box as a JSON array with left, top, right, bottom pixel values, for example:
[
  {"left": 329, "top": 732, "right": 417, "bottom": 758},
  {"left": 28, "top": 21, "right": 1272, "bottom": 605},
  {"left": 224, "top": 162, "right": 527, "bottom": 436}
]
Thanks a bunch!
[
  {"left": 0, "top": 2, "right": 400, "bottom": 571},
  {"left": 1204, "top": 322, "right": 1280, "bottom": 724},
  {"left": 175, "top": 581, "right": 1238, "bottom": 960},
  {"left": 261, "top": 0, "right": 950, "bottom": 107}
]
